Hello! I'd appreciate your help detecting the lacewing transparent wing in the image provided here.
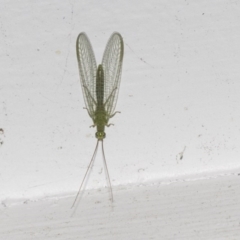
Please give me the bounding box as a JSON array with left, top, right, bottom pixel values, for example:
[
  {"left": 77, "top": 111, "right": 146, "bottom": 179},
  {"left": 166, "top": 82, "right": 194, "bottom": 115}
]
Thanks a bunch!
[{"left": 72, "top": 32, "right": 124, "bottom": 207}]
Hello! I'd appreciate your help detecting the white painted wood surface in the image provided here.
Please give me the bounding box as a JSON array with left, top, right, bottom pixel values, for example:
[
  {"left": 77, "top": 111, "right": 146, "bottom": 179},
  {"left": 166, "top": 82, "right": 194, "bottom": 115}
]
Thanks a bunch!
[
  {"left": 0, "top": 0, "right": 240, "bottom": 239},
  {"left": 1, "top": 172, "right": 240, "bottom": 239}
]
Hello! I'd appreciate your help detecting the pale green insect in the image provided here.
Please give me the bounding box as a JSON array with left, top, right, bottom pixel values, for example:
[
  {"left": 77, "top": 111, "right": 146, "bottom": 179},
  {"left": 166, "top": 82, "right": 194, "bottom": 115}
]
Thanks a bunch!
[{"left": 72, "top": 32, "right": 124, "bottom": 207}]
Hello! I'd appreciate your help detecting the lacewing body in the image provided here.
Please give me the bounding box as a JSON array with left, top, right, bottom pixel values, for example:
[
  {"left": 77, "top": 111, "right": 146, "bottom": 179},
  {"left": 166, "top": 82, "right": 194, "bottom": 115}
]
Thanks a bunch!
[{"left": 72, "top": 32, "right": 124, "bottom": 207}]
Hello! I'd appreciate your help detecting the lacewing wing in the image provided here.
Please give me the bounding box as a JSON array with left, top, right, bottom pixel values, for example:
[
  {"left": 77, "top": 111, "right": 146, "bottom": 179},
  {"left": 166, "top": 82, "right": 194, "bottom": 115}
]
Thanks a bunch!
[{"left": 72, "top": 32, "right": 124, "bottom": 207}]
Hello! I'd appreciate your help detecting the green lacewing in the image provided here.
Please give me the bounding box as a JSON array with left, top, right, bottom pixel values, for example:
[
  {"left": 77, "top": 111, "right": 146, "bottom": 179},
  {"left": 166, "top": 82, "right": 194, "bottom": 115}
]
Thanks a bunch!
[{"left": 72, "top": 32, "right": 124, "bottom": 207}]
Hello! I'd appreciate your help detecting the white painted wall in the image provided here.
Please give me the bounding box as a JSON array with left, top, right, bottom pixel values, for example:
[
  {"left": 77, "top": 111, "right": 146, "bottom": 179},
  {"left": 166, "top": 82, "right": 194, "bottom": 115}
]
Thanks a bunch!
[{"left": 0, "top": 0, "right": 240, "bottom": 239}]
